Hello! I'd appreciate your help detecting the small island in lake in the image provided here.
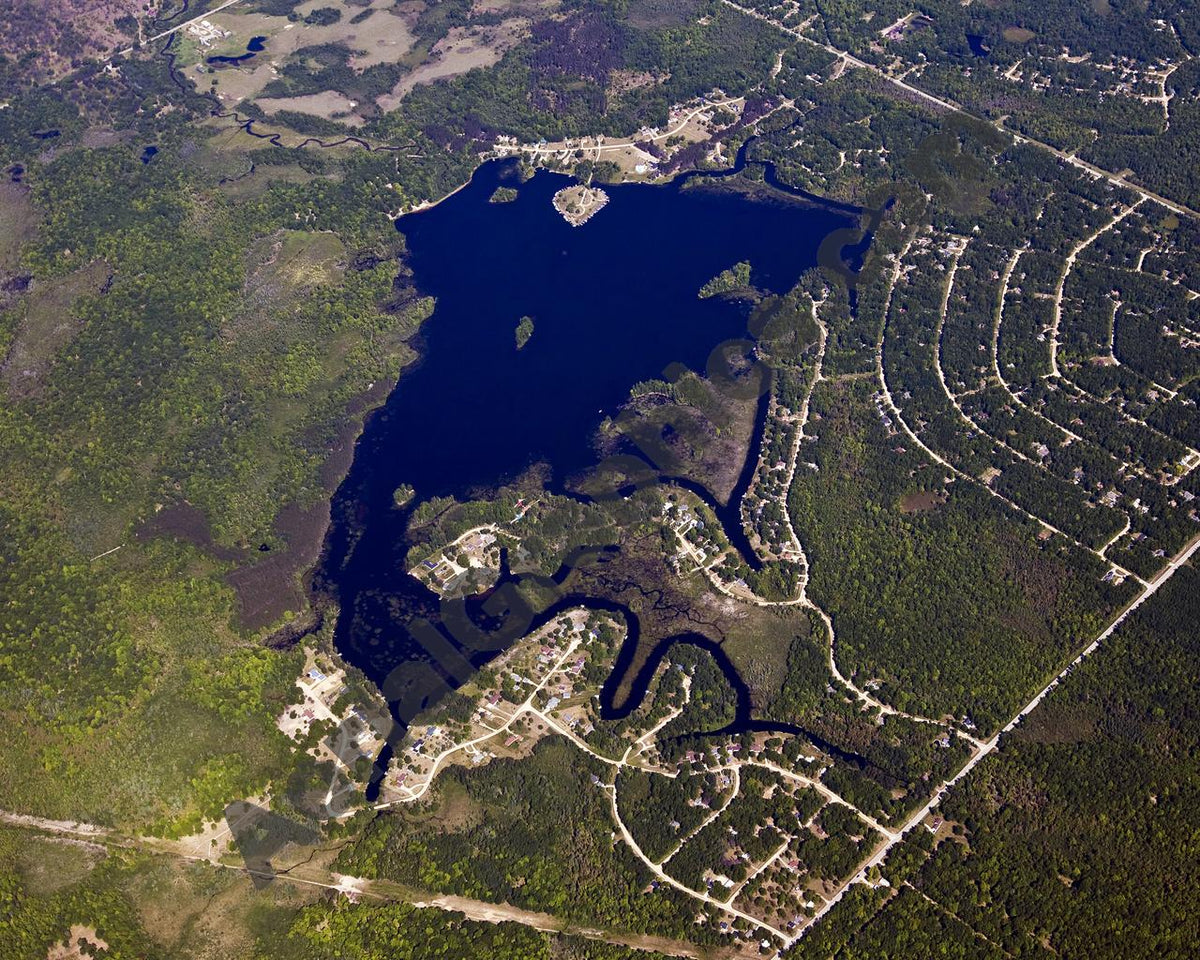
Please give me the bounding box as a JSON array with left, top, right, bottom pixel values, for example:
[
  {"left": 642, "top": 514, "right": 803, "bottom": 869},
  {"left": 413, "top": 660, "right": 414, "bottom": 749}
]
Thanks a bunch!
[
  {"left": 698, "top": 260, "right": 752, "bottom": 298},
  {"left": 488, "top": 185, "right": 519, "bottom": 203},
  {"left": 552, "top": 184, "right": 609, "bottom": 226},
  {"left": 515, "top": 315, "right": 535, "bottom": 349}
]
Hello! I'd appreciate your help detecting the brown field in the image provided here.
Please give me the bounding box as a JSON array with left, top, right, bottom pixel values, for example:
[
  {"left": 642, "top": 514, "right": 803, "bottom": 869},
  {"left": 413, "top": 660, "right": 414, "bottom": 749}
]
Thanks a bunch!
[
  {"left": 0, "top": 0, "right": 138, "bottom": 82},
  {"left": 472, "top": 0, "right": 558, "bottom": 14},
  {"left": 14, "top": 837, "right": 104, "bottom": 896},
  {"left": 125, "top": 852, "right": 316, "bottom": 960},
  {"left": 175, "top": 0, "right": 544, "bottom": 132},
  {"left": 1002, "top": 26, "right": 1036, "bottom": 43},
  {"left": 255, "top": 90, "right": 367, "bottom": 126},
  {"left": 376, "top": 19, "right": 529, "bottom": 111},
  {"left": 1, "top": 258, "right": 112, "bottom": 400},
  {"left": 0, "top": 181, "right": 37, "bottom": 274},
  {"left": 79, "top": 126, "right": 135, "bottom": 149},
  {"left": 899, "top": 490, "right": 946, "bottom": 513},
  {"left": 177, "top": 0, "right": 421, "bottom": 118},
  {"left": 193, "top": 0, "right": 418, "bottom": 69}
]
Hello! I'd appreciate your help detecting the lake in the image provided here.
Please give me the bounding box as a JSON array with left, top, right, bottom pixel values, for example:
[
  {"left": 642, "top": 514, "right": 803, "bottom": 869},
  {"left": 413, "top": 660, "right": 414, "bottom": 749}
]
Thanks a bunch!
[
  {"left": 966, "top": 33, "right": 990, "bottom": 57},
  {"left": 315, "top": 155, "right": 864, "bottom": 779}
]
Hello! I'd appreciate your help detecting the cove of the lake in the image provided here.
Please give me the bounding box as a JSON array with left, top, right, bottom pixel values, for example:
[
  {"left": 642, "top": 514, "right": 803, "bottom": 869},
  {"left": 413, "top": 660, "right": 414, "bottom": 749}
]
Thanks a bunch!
[{"left": 315, "top": 155, "right": 865, "bottom": 776}]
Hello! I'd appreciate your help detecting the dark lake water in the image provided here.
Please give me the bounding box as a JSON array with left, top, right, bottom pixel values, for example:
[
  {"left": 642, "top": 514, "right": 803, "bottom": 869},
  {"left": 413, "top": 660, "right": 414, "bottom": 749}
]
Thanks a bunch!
[
  {"left": 376, "top": 161, "right": 856, "bottom": 498},
  {"left": 208, "top": 35, "right": 267, "bottom": 65},
  {"left": 316, "top": 156, "right": 865, "bottom": 790}
]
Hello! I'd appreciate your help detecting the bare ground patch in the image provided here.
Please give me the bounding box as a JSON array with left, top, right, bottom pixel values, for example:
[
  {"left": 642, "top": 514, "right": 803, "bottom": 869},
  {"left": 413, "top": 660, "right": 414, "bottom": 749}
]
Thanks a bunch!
[
  {"left": 237, "top": 228, "right": 347, "bottom": 329},
  {"left": 178, "top": 0, "right": 419, "bottom": 114},
  {"left": 79, "top": 126, "right": 134, "bottom": 149},
  {"left": 899, "top": 490, "right": 947, "bottom": 514},
  {"left": 376, "top": 20, "right": 529, "bottom": 111},
  {"left": 1002, "top": 26, "right": 1036, "bottom": 43},
  {"left": 1, "top": 259, "right": 112, "bottom": 400},
  {"left": 125, "top": 854, "right": 315, "bottom": 960},
  {"left": 255, "top": 90, "right": 366, "bottom": 126},
  {"left": 0, "top": 181, "right": 37, "bottom": 275},
  {"left": 16, "top": 836, "right": 105, "bottom": 896},
  {"left": 471, "top": 0, "right": 558, "bottom": 15},
  {"left": 46, "top": 924, "right": 109, "bottom": 960}
]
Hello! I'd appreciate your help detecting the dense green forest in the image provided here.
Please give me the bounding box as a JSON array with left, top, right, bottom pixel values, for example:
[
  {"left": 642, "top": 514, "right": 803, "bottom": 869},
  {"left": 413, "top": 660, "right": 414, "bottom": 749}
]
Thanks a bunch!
[
  {"left": 809, "top": 565, "right": 1200, "bottom": 960},
  {"left": 787, "top": 378, "right": 1130, "bottom": 731},
  {"left": 0, "top": 821, "right": 682, "bottom": 960},
  {"left": 0, "top": 67, "right": 437, "bottom": 829},
  {"left": 1, "top": 0, "right": 1199, "bottom": 954}
]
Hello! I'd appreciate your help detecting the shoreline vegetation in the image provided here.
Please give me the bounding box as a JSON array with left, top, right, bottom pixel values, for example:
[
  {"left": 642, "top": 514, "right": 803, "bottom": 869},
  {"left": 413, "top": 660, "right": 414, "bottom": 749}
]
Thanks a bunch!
[
  {"left": 552, "top": 184, "right": 610, "bottom": 226},
  {"left": 515, "top": 315, "right": 535, "bottom": 350},
  {"left": 698, "top": 260, "right": 753, "bottom": 298}
]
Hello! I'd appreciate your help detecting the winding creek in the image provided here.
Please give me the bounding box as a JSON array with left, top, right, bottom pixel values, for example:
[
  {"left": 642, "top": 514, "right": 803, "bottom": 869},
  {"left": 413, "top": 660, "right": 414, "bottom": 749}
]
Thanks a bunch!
[{"left": 309, "top": 153, "right": 871, "bottom": 791}]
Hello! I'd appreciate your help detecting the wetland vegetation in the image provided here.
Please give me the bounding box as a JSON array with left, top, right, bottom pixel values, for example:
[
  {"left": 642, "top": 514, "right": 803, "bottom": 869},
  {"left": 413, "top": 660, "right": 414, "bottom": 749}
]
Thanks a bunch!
[{"left": 2, "top": 0, "right": 1200, "bottom": 956}]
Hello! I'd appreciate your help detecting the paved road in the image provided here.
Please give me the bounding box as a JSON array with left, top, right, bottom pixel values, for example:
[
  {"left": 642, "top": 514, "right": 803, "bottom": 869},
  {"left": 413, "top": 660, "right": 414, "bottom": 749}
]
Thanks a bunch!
[
  {"left": 1047, "top": 202, "right": 1143, "bottom": 377},
  {"left": 718, "top": 0, "right": 1200, "bottom": 222},
  {"left": 803, "top": 530, "right": 1200, "bottom": 934},
  {"left": 375, "top": 636, "right": 582, "bottom": 806},
  {"left": 111, "top": 0, "right": 247, "bottom": 59}
]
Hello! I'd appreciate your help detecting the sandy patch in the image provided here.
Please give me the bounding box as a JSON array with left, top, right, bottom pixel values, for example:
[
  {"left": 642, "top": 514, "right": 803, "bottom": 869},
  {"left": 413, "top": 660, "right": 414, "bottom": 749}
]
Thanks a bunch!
[
  {"left": 472, "top": 0, "right": 556, "bottom": 12},
  {"left": 343, "top": 5, "right": 418, "bottom": 69},
  {"left": 899, "top": 490, "right": 946, "bottom": 513},
  {"left": 79, "top": 126, "right": 134, "bottom": 149}
]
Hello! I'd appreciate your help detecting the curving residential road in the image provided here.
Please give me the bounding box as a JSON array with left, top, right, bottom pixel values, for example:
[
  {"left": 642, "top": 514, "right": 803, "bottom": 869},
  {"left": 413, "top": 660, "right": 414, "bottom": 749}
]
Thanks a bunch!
[{"left": 803, "top": 530, "right": 1200, "bottom": 934}]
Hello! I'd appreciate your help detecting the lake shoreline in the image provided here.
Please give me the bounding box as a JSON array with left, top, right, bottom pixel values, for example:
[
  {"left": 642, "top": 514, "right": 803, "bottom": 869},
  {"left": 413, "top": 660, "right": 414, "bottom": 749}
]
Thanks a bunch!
[{"left": 295, "top": 147, "right": 868, "bottom": 757}]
